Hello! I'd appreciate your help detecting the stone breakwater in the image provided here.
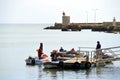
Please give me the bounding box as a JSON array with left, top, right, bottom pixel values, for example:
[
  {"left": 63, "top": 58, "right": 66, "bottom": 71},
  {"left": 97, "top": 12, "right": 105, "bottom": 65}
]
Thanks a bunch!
[{"left": 44, "top": 23, "right": 120, "bottom": 32}]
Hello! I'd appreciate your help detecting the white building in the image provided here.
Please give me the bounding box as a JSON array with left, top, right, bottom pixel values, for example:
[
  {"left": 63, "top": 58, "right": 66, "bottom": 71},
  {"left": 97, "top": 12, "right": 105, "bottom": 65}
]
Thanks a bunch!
[
  {"left": 113, "top": 17, "right": 116, "bottom": 27},
  {"left": 62, "top": 12, "right": 70, "bottom": 26}
]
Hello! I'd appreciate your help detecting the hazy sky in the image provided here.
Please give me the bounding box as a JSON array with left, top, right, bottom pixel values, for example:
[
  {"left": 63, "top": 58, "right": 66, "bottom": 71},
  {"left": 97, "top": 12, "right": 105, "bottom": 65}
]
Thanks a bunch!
[{"left": 0, "top": 0, "right": 120, "bottom": 23}]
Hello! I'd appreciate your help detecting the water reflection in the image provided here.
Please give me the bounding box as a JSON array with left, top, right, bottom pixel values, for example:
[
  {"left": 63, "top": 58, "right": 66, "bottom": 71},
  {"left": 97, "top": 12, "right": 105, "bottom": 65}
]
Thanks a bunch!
[
  {"left": 38, "top": 66, "right": 43, "bottom": 79},
  {"left": 41, "top": 68, "right": 92, "bottom": 80},
  {"left": 43, "top": 69, "right": 58, "bottom": 80},
  {"left": 85, "top": 69, "right": 91, "bottom": 78},
  {"left": 36, "top": 61, "right": 120, "bottom": 80}
]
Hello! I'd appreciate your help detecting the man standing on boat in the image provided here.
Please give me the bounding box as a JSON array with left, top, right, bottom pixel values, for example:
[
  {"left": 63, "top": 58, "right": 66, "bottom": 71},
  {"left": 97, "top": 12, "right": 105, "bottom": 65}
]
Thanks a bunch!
[
  {"left": 96, "top": 41, "right": 101, "bottom": 49},
  {"left": 59, "top": 47, "right": 64, "bottom": 52},
  {"left": 96, "top": 41, "right": 102, "bottom": 60}
]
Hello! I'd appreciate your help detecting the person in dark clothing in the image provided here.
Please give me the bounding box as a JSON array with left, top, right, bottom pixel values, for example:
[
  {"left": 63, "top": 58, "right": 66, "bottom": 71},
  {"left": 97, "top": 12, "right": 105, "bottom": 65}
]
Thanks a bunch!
[
  {"left": 59, "top": 47, "right": 64, "bottom": 52},
  {"left": 51, "top": 50, "right": 58, "bottom": 61},
  {"left": 96, "top": 41, "right": 102, "bottom": 59},
  {"left": 96, "top": 41, "right": 101, "bottom": 49}
]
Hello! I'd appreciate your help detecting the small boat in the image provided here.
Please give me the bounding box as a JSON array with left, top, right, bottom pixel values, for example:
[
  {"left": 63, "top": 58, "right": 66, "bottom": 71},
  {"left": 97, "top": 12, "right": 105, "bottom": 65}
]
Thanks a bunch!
[
  {"left": 43, "top": 49, "right": 92, "bottom": 69},
  {"left": 25, "top": 43, "right": 49, "bottom": 65},
  {"left": 43, "top": 57, "right": 92, "bottom": 69},
  {"left": 25, "top": 56, "right": 49, "bottom": 65}
]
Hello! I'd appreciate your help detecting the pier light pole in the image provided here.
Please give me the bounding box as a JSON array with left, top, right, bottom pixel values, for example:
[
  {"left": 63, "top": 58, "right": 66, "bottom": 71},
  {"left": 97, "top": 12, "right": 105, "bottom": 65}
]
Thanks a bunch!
[
  {"left": 85, "top": 11, "right": 88, "bottom": 27},
  {"left": 92, "top": 9, "right": 98, "bottom": 26}
]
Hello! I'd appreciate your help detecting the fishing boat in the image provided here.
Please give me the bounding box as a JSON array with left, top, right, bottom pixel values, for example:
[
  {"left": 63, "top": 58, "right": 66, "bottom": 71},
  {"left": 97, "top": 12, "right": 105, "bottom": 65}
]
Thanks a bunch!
[
  {"left": 43, "top": 57, "right": 92, "bottom": 69},
  {"left": 25, "top": 55, "right": 49, "bottom": 65},
  {"left": 43, "top": 49, "right": 92, "bottom": 69},
  {"left": 25, "top": 43, "right": 49, "bottom": 65}
]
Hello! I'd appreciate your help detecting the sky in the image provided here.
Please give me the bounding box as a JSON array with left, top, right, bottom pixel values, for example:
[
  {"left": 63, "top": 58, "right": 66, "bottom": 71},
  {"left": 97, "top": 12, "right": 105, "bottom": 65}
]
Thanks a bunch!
[{"left": 0, "top": 0, "right": 120, "bottom": 24}]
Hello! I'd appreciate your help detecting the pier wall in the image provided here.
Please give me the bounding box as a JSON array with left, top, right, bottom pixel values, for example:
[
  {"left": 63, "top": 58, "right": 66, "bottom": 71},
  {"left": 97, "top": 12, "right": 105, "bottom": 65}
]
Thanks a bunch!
[
  {"left": 54, "top": 21, "right": 120, "bottom": 30},
  {"left": 45, "top": 22, "right": 120, "bottom": 32}
]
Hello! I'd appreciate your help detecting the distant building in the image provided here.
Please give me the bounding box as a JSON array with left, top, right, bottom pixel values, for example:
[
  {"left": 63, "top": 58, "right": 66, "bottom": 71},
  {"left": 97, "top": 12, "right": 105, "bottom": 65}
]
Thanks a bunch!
[
  {"left": 113, "top": 17, "right": 116, "bottom": 27},
  {"left": 62, "top": 12, "right": 70, "bottom": 26},
  {"left": 103, "top": 17, "right": 120, "bottom": 28}
]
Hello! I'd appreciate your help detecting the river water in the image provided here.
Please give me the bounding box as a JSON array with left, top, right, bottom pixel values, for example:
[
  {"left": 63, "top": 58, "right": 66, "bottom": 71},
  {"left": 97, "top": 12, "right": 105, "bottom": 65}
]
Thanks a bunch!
[{"left": 0, "top": 24, "right": 120, "bottom": 80}]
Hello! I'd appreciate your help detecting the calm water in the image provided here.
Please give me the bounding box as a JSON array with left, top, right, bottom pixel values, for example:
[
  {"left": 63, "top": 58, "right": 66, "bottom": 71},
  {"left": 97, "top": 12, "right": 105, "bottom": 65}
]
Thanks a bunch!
[{"left": 0, "top": 24, "right": 120, "bottom": 80}]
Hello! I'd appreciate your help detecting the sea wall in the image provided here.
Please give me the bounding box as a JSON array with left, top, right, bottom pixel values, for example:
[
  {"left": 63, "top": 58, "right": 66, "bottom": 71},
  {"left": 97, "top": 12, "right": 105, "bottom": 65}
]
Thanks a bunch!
[{"left": 44, "top": 22, "right": 120, "bottom": 32}]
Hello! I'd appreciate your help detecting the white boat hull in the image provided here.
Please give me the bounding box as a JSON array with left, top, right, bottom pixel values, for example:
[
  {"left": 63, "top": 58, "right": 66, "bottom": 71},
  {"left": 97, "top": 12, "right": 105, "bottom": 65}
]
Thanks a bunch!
[{"left": 25, "top": 57, "right": 49, "bottom": 65}]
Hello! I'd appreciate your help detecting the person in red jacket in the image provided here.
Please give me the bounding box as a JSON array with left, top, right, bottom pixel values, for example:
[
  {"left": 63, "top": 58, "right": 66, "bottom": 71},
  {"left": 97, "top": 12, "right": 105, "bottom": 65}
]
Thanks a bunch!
[{"left": 37, "top": 43, "right": 43, "bottom": 59}]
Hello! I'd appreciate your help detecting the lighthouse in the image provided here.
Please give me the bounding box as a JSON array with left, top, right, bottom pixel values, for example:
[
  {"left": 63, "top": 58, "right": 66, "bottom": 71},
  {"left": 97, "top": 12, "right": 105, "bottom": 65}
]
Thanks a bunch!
[{"left": 62, "top": 12, "right": 70, "bottom": 26}]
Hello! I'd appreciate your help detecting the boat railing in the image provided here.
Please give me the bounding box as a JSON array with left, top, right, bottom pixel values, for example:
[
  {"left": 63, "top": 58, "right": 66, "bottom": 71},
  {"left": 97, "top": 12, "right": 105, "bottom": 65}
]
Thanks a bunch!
[{"left": 77, "top": 46, "right": 120, "bottom": 62}]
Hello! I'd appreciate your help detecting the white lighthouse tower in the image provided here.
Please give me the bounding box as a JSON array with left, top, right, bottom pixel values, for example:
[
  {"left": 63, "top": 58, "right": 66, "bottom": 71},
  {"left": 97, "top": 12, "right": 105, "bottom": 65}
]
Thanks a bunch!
[{"left": 62, "top": 12, "right": 70, "bottom": 26}]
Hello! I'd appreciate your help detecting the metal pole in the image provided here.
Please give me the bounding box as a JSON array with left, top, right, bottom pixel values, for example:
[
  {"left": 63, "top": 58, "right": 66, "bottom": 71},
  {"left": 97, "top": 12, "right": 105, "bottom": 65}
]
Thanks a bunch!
[
  {"left": 85, "top": 11, "right": 88, "bottom": 27},
  {"left": 92, "top": 9, "right": 98, "bottom": 26}
]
